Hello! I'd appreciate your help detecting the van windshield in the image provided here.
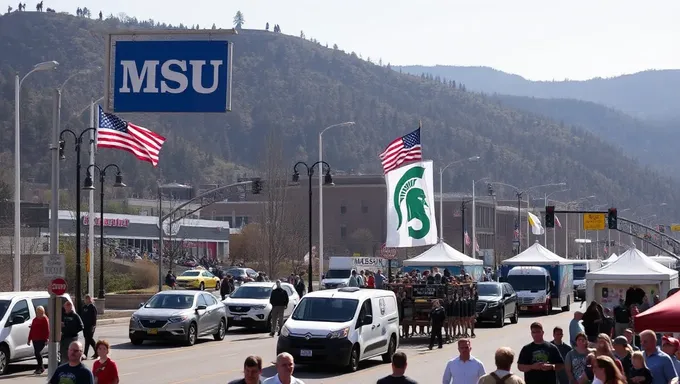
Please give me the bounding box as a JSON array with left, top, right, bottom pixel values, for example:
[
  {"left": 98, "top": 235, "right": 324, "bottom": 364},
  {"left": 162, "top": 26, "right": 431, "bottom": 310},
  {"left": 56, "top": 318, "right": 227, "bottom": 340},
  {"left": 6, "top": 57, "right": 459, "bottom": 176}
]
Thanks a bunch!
[
  {"left": 292, "top": 297, "right": 358, "bottom": 322},
  {"left": 507, "top": 275, "right": 547, "bottom": 291},
  {"left": 0, "top": 300, "right": 9, "bottom": 320},
  {"left": 573, "top": 269, "right": 587, "bottom": 280},
  {"left": 325, "top": 269, "right": 352, "bottom": 279}
]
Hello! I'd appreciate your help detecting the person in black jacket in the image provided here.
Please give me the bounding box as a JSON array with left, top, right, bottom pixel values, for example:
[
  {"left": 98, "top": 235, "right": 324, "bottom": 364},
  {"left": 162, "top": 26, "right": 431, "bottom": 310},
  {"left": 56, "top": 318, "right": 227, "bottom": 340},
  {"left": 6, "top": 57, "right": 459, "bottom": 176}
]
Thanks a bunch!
[
  {"left": 294, "top": 276, "right": 305, "bottom": 298},
  {"left": 269, "top": 280, "right": 289, "bottom": 337},
  {"left": 81, "top": 295, "right": 98, "bottom": 359},
  {"left": 60, "top": 301, "right": 84, "bottom": 364},
  {"left": 429, "top": 299, "right": 446, "bottom": 350},
  {"left": 220, "top": 275, "right": 235, "bottom": 300}
]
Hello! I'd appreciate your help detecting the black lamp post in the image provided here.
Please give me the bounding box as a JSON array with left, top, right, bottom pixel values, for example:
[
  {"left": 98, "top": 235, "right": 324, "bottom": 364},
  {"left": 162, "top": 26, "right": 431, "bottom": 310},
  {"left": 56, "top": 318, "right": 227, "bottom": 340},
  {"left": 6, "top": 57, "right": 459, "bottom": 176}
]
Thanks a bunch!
[
  {"left": 59, "top": 127, "right": 96, "bottom": 313},
  {"left": 83, "top": 164, "right": 126, "bottom": 299},
  {"left": 292, "top": 161, "right": 333, "bottom": 293}
]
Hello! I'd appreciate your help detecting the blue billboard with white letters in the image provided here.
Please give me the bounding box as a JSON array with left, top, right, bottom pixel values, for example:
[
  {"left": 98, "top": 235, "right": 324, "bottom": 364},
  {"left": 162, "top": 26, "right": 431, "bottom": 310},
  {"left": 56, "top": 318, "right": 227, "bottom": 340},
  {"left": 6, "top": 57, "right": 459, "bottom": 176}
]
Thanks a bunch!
[{"left": 110, "top": 40, "right": 232, "bottom": 113}]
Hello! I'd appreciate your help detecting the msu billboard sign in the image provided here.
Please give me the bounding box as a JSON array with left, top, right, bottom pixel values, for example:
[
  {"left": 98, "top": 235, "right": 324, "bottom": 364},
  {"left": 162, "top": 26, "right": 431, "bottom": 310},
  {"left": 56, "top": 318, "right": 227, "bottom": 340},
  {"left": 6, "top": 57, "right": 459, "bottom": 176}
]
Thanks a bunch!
[{"left": 105, "top": 30, "right": 235, "bottom": 114}]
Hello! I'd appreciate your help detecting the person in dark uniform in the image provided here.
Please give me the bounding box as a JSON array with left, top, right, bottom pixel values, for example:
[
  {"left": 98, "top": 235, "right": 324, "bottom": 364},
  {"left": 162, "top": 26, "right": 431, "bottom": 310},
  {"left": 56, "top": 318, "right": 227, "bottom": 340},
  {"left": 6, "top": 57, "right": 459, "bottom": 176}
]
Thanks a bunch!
[
  {"left": 452, "top": 289, "right": 461, "bottom": 338},
  {"left": 429, "top": 299, "right": 446, "bottom": 350},
  {"left": 469, "top": 286, "right": 478, "bottom": 338},
  {"left": 81, "top": 295, "right": 98, "bottom": 359}
]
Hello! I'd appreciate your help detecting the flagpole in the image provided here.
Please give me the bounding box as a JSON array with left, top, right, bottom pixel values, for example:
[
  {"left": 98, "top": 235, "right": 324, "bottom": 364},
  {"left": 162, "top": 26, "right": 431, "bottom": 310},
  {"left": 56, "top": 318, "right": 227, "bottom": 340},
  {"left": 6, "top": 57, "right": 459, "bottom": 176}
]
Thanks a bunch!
[
  {"left": 526, "top": 194, "right": 530, "bottom": 248},
  {"left": 565, "top": 213, "right": 569, "bottom": 258},
  {"left": 544, "top": 193, "right": 548, "bottom": 247},
  {"left": 87, "top": 100, "right": 96, "bottom": 298}
]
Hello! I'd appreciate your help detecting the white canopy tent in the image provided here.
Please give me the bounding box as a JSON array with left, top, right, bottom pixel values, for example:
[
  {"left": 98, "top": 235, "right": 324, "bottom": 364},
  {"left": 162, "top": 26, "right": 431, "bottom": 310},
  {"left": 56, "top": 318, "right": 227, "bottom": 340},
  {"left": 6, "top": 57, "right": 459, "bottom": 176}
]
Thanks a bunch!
[
  {"left": 403, "top": 241, "right": 483, "bottom": 267},
  {"left": 501, "top": 241, "right": 573, "bottom": 266},
  {"left": 586, "top": 247, "right": 679, "bottom": 306},
  {"left": 649, "top": 256, "right": 678, "bottom": 270},
  {"left": 602, "top": 253, "right": 619, "bottom": 266}
]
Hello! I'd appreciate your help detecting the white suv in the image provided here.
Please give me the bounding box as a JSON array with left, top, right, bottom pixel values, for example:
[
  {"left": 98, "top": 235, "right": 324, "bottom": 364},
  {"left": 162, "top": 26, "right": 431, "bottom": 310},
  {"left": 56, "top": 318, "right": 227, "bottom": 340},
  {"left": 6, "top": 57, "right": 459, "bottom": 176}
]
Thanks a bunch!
[
  {"left": 222, "top": 282, "right": 299, "bottom": 332},
  {"left": 0, "top": 291, "right": 73, "bottom": 375}
]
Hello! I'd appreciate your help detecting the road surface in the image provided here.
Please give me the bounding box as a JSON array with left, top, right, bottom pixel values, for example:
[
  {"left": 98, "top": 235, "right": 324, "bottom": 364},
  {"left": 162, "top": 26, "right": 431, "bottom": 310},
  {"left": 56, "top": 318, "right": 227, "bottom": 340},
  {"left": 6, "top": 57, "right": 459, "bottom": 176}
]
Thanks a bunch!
[{"left": 4, "top": 302, "right": 585, "bottom": 383}]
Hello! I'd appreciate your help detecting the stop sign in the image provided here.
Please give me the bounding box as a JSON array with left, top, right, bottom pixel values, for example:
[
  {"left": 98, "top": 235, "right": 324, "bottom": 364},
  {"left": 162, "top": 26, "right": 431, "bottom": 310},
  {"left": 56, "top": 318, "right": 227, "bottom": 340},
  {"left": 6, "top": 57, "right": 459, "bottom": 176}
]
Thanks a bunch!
[{"left": 50, "top": 278, "right": 67, "bottom": 296}]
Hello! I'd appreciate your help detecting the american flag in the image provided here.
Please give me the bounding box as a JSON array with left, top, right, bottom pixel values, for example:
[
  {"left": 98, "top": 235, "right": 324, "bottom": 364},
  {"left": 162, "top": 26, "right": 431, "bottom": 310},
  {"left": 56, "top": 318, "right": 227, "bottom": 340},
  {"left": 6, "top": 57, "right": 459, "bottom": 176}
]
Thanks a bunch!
[
  {"left": 555, "top": 215, "right": 562, "bottom": 229},
  {"left": 464, "top": 230, "right": 471, "bottom": 247},
  {"left": 97, "top": 106, "right": 166, "bottom": 167},
  {"left": 379, "top": 127, "right": 422, "bottom": 174},
  {"left": 474, "top": 237, "right": 480, "bottom": 253}
]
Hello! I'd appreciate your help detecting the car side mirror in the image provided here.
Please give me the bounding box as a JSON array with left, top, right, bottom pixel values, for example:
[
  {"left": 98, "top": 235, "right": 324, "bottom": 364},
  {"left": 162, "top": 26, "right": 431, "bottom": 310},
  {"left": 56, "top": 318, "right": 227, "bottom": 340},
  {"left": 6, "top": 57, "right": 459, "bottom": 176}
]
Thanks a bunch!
[
  {"left": 196, "top": 305, "right": 207, "bottom": 311},
  {"left": 10, "top": 315, "right": 25, "bottom": 325},
  {"left": 139, "top": 303, "right": 144, "bottom": 308},
  {"left": 363, "top": 314, "right": 373, "bottom": 325}
]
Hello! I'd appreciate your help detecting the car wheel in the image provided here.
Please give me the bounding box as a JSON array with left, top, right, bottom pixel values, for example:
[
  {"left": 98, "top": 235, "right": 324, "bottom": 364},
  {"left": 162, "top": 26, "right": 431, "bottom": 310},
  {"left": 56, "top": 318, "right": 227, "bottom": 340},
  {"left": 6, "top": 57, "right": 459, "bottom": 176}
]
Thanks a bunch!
[
  {"left": 199, "top": 282, "right": 205, "bottom": 291},
  {"left": 0, "top": 344, "right": 9, "bottom": 375},
  {"left": 347, "top": 345, "right": 360, "bottom": 372},
  {"left": 225, "top": 317, "right": 231, "bottom": 332},
  {"left": 510, "top": 308, "right": 519, "bottom": 324},
  {"left": 214, "top": 319, "right": 226, "bottom": 341},
  {"left": 129, "top": 337, "right": 144, "bottom": 346},
  {"left": 185, "top": 322, "right": 198, "bottom": 346},
  {"left": 544, "top": 300, "right": 551, "bottom": 316},
  {"left": 495, "top": 309, "right": 504, "bottom": 328},
  {"left": 382, "top": 335, "right": 396, "bottom": 363}
]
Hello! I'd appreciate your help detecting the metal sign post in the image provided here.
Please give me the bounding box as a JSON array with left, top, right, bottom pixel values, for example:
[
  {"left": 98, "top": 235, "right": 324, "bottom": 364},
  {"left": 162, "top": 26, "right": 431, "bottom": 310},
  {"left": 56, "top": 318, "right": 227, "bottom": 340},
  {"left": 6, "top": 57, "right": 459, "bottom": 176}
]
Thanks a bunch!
[{"left": 47, "top": 294, "right": 62, "bottom": 377}]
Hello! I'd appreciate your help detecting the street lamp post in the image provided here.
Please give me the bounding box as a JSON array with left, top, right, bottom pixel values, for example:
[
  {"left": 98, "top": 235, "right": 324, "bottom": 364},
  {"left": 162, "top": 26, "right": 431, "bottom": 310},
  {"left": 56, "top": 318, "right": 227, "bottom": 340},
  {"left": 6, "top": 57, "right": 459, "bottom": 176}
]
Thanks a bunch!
[
  {"left": 83, "top": 164, "right": 126, "bottom": 299},
  {"left": 439, "top": 156, "right": 480, "bottom": 241},
  {"left": 293, "top": 161, "right": 333, "bottom": 293},
  {"left": 59, "top": 127, "right": 97, "bottom": 313},
  {"left": 318, "top": 121, "right": 354, "bottom": 286},
  {"left": 13, "top": 60, "right": 59, "bottom": 291}
]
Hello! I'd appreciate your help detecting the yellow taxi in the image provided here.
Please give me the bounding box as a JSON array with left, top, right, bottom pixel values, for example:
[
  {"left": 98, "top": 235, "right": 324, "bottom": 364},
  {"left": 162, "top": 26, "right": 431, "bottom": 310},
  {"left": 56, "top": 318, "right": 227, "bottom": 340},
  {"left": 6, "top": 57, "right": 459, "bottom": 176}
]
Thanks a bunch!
[{"left": 175, "top": 267, "right": 220, "bottom": 291}]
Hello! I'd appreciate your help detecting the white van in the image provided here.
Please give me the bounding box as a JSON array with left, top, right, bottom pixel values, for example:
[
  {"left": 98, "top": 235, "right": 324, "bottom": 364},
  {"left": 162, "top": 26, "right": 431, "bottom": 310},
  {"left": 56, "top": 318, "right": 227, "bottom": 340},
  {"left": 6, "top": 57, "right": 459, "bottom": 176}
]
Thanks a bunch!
[
  {"left": 277, "top": 287, "right": 399, "bottom": 372},
  {"left": 0, "top": 291, "right": 73, "bottom": 375}
]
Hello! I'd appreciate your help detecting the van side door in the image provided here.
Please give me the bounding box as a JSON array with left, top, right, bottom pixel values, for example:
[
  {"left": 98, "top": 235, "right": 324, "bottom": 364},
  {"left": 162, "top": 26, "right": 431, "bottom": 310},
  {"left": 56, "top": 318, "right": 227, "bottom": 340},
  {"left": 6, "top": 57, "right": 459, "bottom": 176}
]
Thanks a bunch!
[
  {"left": 355, "top": 298, "right": 380, "bottom": 358},
  {"left": 6, "top": 299, "right": 32, "bottom": 359}
]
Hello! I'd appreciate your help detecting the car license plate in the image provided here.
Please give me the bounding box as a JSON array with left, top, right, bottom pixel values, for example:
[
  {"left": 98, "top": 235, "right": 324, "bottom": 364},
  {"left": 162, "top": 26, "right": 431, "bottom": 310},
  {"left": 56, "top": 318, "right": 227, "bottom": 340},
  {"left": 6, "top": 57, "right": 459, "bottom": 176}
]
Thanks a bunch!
[
  {"left": 300, "top": 349, "right": 312, "bottom": 357},
  {"left": 520, "top": 306, "right": 528, "bottom": 311},
  {"left": 147, "top": 329, "right": 158, "bottom": 335},
  {"left": 233, "top": 316, "right": 241, "bottom": 321}
]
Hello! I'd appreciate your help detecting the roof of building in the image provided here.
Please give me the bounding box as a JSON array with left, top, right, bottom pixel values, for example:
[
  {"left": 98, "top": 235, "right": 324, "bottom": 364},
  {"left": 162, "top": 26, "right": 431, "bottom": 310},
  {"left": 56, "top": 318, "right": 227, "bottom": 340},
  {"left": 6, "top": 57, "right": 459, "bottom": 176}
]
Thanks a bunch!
[{"left": 53, "top": 210, "right": 229, "bottom": 229}]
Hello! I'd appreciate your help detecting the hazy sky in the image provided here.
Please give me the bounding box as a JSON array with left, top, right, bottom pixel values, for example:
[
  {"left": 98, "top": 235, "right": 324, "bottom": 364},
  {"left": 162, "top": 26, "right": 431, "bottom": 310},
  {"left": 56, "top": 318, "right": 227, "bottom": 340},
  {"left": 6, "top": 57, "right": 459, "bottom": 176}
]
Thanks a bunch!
[{"left": 13, "top": 0, "right": 680, "bottom": 80}]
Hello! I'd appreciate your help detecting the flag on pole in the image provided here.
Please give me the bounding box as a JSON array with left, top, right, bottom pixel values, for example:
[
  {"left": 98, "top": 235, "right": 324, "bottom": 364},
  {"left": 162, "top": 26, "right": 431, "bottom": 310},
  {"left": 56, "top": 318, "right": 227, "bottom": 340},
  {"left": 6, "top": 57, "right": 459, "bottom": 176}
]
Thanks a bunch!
[
  {"left": 474, "top": 237, "right": 480, "bottom": 253},
  {"left": 97, "top": 106, "right": 166, "bottom": 167},
  {"left": 555, "top": 215, "right": 562, "bottom": 229},
  {"left": 527, "top": 212, "right": 545, "bottom": 235},
  {"left": 379, "top": 125, "right": 422, "bottom": 174},
  {"left": 464, "top": 231, "right": 471, "bottom": 247},
  {"left": 385, "top": 160, "right": 438, "bottom": 247}
]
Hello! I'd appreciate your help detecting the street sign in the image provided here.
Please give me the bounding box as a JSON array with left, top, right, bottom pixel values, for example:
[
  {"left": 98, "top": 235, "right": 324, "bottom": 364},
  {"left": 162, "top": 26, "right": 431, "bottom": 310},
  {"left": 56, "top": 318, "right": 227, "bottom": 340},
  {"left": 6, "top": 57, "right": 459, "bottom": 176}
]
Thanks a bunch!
[
  {"left": 583, "top": 213, "right": 606, "bottom": 231},
  {"left": 43, "top": 254, "right": 65, "bottom": 278},
  {"left": 671, "top": 224, "right": 680, "bottom": 232},
  {"left": 105, "top": 31, "right": 234, "bottom": 113},
  {"left": 49, "top": 278, "right": 67, "bottom": 296},
  {"left": 380, "top": 243, "right": 397, "bottom": 260}
]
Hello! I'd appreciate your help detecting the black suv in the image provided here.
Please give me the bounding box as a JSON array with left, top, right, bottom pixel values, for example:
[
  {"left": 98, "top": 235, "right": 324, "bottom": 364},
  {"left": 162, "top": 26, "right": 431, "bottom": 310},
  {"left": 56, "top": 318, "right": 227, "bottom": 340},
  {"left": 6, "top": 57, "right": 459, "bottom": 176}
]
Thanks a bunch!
[{"left": 475, "top": 282, "right": 519, "bottom": 328}]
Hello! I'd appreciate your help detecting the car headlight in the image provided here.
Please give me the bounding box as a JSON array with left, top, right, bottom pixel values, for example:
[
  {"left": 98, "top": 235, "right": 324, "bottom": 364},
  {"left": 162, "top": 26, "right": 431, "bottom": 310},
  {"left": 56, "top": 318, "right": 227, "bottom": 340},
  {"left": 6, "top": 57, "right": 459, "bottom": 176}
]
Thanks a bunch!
[
  {"left": 327, "top": 327, "right": 349, "bottom": 339},
  {"left": 251, "top": 305, "right": 266, "bottom": 310},
  {"left": 130, "top": 315, "right": 139, "bottom": 322},
  {"left": 280, "top": 326, "right": 290, "bottom": 337},
  {"left": 168, "top": 315, "right": 190, "bottom": 323},
  {"left": 488, "top": 301, "right": 500, "bottom": 308},
  {"left": 533, "top": 297, "right": 545, "bottom": 303}
]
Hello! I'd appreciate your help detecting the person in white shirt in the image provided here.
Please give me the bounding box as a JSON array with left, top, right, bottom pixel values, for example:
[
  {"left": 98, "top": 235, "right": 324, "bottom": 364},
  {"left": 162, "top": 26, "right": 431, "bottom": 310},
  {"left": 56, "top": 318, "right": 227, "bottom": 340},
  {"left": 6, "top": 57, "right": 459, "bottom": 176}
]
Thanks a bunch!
[
  {"left": 442, "top": 339, "right": 486, "bottom": 384},
  {"left": 263, "top": 353, "right": 305, "bottom": 384}
]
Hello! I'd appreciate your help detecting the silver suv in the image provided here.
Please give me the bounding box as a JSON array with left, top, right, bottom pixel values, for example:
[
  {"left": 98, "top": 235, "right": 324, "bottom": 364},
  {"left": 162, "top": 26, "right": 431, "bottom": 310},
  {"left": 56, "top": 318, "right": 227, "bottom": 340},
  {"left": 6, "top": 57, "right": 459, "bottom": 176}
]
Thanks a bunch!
[{"left": 129, "top": 290, "right": 227, "bottom": 346}]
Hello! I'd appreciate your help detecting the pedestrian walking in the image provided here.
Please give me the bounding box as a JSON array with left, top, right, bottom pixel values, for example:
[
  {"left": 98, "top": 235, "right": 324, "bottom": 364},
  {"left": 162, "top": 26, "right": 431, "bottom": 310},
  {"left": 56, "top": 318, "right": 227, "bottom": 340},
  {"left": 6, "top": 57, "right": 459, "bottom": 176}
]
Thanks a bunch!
[
  {"left": 229, "top": 355, "right": 263, "bottom": 384},
  {"left": 348, "top": 270, "right": 359, "bottom": 287},
  {"left": 375, "top": 270, "right": 385, "bottom": 289},
  {"left": 92, "top": 340, "right": 119, "bottom": 384},
  {"left": 442, "top": 338, "right": 486, "bottom": 384},
  {"left": 221, "top": 275, "right": 235, "bottom": 300},
  {"left": 661, "top": 336, "right": 680, "bottom": 375},
  {"left": 428, "top": 300, "right": 446, "bottom": 350},
  {"left": 593, "top": 355, "right": 627, "bottom": 384},
  {"left": 165, "top": 270, "right": 176, "bottom": 289},
  {"left": 517, "top": 322, "right": 564, "bottom": 384},
  {"left": 376, "top": 351, "right": 417, "bottom": 383},
  {"left": 49, "top": 341, "right": 94, "bottom": 384},
  {"left": 294, "top": 276, "right": 305, "bottom": 297},
  {"left": 477, "top": 347, "right": 525, "bottom": 384},
  {"left": 263, "top": 352, "right": 305, "bottom": 384},
  {"left": 60, "top": 301, "right": 84, "bottom": 365},
  {"left": 27, "top": 305, "right": 49, "bottom": 374},
  {"left": 551, "top": 326, "right": 572, "bottom": 384},
  {"left": 564, "top": 332, "right": 592, "bottom": 384},
  {"left": 613, "top": 299, "right": 631, "bottom": 337},
  {"left": 639, "top": 330, "right": 678, "bottom": 384},
  {"left": 82, "top": 294, "right": 98, "bottom": 359},
  {"left": 269, "top": 280, "right": 288, "bottom": 337},
  {"left": 568, "top": 312, "right": 585, "bottom": 347},
  {"left": 612, "top": 336, "right": 633, "bottom": 378}
]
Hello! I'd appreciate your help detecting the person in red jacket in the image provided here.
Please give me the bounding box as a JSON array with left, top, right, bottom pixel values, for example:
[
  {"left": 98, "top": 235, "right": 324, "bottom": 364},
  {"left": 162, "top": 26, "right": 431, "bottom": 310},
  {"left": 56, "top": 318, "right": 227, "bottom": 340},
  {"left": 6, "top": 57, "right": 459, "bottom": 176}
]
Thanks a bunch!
[
  {"left": 367, "top": 272, "right": 376, "bottom": 289},
  {"left": 27, "top": 305, "right": 50, "bottom": 374}
]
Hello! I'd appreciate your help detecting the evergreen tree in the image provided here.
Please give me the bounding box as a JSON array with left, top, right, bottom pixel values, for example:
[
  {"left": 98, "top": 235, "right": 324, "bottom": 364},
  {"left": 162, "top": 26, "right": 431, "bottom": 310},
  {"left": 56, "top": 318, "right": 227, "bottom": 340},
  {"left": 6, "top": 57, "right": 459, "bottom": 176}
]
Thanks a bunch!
[
  {"left": 300, "top": 30, "right": 305, "bottom": 39},
  {"left": 211, "top": 23, "right": 217, "bottom": 29},
  {"left": 233, "top": 11, "right": 245, "bottom": 29},
  {"left": 265, "top": 22, "right": 269, "bottom": 31}
]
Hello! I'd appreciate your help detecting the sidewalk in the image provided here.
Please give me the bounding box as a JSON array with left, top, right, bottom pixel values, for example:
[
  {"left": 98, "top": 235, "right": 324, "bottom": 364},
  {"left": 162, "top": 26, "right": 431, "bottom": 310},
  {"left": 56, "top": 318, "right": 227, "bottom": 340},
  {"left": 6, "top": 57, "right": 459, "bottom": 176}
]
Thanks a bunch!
[{"left": 97, "top": 309, "right": 134, "bottom": 326}]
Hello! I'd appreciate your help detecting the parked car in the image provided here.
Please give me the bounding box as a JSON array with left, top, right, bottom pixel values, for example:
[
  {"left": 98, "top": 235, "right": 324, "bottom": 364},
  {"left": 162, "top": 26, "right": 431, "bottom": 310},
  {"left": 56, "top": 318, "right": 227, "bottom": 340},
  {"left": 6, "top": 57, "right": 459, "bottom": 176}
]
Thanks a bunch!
[
  {"left": 175, "top": 268, "right": 220, "bottom": 291},
  {"left": 0, "top": 291, "right": 73, "bottom": 375},
  {"left": 224, "top": 267, "right": 259, "bottom": 282},
  {"left": 223, "top": 282, "right": 299, "bottom": 332},
  {"left": 475, "top": 282, "right": 518, "bottom": 328},
  {"left": 129, "top": 290, "right": 227, "bottom": 346}
]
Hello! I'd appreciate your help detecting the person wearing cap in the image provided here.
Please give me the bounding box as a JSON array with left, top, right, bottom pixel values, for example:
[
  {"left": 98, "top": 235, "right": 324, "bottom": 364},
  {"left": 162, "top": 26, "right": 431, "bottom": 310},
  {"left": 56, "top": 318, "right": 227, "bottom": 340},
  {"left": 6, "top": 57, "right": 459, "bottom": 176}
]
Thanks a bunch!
[
  {"left": 612, "top": 336, "right": 633, "bottom": 379},
  {"left": 661, "top": 336, "right": 680, "bottom": 376},
  {"left": 640, "top": 329, "right": 678, "bottom": 384}
]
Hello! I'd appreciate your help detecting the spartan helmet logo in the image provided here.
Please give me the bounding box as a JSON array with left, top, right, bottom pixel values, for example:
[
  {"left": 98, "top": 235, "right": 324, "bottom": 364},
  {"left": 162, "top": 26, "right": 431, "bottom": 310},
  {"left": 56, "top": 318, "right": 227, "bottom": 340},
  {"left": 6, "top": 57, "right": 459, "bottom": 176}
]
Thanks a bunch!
[
  {"left": 379, "top": 298, "right": 386, "bottom": 315},
  {"left": 393, "top": 166, "right": 431, "bottom": 239}
]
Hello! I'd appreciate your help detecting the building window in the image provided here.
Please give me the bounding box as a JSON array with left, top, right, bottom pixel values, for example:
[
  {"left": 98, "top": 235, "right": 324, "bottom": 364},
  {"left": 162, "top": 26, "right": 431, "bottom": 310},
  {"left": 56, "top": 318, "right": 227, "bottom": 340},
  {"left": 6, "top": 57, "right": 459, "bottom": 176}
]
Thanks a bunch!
[
  {"left": 361, "top": 200, "right": 368, "bottom": 214},
  {"left": 340, "top": 201, "right": 347, "bottom": 214},
  {"left": 340, "top": 225, "right": 347, "bottom": 239}
]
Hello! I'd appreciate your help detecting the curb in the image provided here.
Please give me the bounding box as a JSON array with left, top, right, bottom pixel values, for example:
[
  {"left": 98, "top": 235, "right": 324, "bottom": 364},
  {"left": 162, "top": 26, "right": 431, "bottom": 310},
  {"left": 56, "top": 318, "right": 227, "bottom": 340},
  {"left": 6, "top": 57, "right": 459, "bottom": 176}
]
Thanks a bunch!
[{"left": 98, "top": 317, "right": 131, "bottom": 326}]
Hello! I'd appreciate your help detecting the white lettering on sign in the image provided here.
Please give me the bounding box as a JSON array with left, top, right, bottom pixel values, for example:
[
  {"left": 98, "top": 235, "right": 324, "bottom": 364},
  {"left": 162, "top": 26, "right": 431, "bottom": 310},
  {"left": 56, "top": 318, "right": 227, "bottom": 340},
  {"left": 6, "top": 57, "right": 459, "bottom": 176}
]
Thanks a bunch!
[
  {"left": 119, "top": 60, "right": 224, "bottom": 95},
  {"left": 43, "top": 254, "right": 65, "bottom": 278},
  {"left": 82, "top": 216, "right": 130, "bottom": 228}
]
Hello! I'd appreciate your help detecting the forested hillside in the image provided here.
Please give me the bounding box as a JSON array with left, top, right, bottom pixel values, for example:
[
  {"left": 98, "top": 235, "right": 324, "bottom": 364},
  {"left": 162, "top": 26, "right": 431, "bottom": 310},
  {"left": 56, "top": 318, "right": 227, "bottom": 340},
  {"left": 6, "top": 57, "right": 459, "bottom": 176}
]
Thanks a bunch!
[{"left": 1, "top": 12, "right": 679, "bottom": 219}]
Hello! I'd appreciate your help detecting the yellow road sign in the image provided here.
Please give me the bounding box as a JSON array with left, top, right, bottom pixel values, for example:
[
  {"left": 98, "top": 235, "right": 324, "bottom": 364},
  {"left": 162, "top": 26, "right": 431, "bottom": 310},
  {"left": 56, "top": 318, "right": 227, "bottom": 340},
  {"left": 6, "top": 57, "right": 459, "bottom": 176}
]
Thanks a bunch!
[
  {"left": 671, "top": 224, "right": 680, "bottom": 232},
  {"left": 583, "top": 213, "right": 606, "bottom": 231}
]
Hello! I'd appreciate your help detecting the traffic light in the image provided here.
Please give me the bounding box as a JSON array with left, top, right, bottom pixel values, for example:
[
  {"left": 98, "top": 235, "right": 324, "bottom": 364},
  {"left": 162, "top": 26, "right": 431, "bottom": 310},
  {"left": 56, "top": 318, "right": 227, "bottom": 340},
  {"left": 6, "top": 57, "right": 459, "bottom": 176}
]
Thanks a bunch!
[
  {"left": 545, "top": 206, "right": 555, "bottom": 228},
  {"left": 251, "top": 178, "right": 262, "bottom": 194},
  {"left": 607, "top": 207, "right": 617, "bottom": 229}
]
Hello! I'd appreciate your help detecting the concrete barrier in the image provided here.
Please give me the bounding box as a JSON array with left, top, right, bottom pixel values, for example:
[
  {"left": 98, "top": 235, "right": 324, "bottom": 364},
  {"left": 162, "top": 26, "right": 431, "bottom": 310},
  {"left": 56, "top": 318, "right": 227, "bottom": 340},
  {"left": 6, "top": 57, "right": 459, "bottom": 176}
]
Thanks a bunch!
[{"left": 105, "top": 293, "right": 154, "bottom": 310}]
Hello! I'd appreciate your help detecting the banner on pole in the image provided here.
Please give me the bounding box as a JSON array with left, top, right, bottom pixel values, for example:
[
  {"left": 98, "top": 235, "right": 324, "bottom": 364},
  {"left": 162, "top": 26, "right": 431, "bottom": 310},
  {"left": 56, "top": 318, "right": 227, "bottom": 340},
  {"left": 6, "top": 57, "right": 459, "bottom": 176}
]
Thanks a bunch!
[{"left": 385, "top": 160, "right": 438, "bottom": 247}]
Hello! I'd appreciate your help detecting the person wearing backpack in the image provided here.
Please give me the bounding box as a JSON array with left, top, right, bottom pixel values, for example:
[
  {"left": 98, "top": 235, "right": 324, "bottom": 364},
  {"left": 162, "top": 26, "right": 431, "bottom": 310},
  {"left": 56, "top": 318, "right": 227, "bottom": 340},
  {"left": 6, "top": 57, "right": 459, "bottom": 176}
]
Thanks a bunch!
[{"left": 477, "top": 347, "right": 525, "bottom": 384}]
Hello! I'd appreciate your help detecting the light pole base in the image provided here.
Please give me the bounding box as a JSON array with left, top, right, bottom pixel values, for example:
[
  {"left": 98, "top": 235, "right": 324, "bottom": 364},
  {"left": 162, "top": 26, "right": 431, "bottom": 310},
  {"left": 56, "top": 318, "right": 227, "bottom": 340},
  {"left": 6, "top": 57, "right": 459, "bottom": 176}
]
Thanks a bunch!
[{"left": 94, "top": 297, "right": 106, "bottom": 315}]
